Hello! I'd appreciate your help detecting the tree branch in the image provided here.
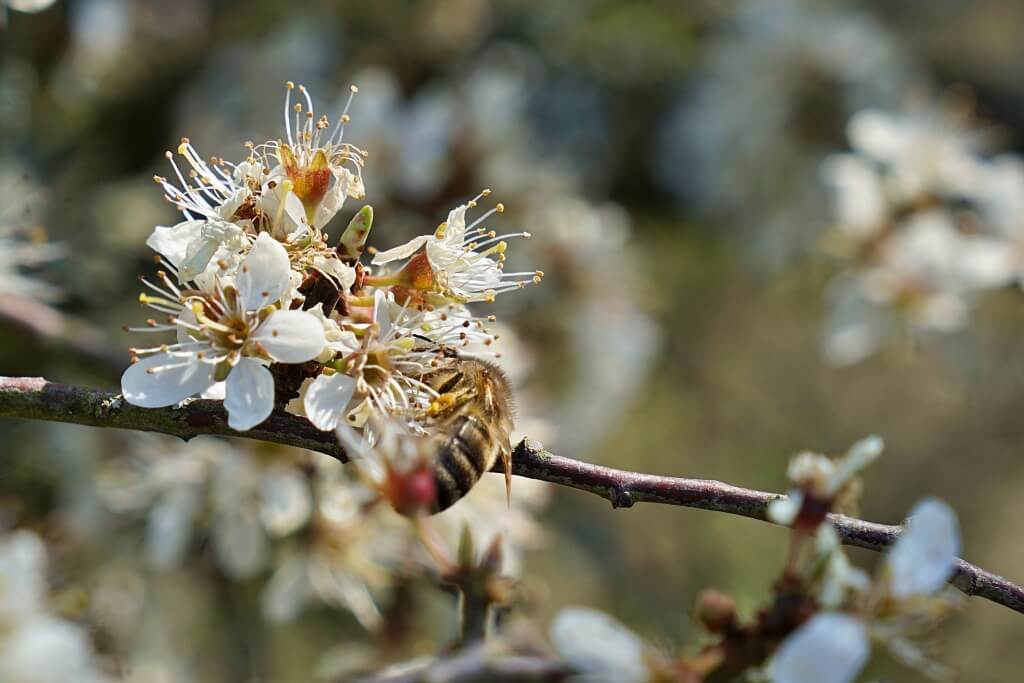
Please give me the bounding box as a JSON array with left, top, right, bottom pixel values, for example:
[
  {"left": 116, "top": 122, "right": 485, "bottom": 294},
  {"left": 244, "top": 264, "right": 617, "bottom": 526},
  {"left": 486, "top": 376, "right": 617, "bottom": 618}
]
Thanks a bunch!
[
  {"left": 0, "top": 376, "right": 346, "bottom": 458},
  {"left": 2, "top": 376, "right": 1022, "bottom": 615}
]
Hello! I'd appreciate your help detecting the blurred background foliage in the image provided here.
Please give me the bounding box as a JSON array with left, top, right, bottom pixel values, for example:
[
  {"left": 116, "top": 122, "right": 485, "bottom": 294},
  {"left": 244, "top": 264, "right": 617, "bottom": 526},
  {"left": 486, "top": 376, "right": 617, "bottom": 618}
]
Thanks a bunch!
[{"left": 3, "top": 0, "right": 1024, "bottom": 681}]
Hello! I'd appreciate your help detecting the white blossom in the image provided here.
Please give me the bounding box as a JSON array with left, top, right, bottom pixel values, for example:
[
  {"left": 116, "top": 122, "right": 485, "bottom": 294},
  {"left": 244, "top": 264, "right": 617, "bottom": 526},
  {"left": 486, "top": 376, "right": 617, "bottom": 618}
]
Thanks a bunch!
[
  {"left": 122, "top": 233, "right": 327, "bottom": 430},
  {"left": 432, "top": 474, "right": 550, "bottom": 577},
  {"left": 815, "top": 525, "right": 870, "bottom": 609},
  {"left": 768, "top": 435, "right": 883, "bottom": 525},
  {"left": 550, "top": 607, "right": 650, "bottom": 683},
  {"left": 260, "top": 462, "right": 408, "bottom": 629},
  {"left": 0, "top": 531, "right": 110, "bottom": 683},
  {"left": 303, "top": 290, "right": 437, "bottom": 433},
  {"left": 273, "top": 82, "right": 366, "bottom": 230},
  {"left": 372, "top": 194, "right": 539, "bottom": 303},
  {"left": 0, "top": 531, "right": 47, "bottom": 622},
  {"left": 771, "top": 612, "right": 869, "bottom": 683},
  {"left": 846, "top": 107, "right": 980, "bottom": 201},
  {"left": 885, "top": 497, "right": 960, "bottom": 599}
]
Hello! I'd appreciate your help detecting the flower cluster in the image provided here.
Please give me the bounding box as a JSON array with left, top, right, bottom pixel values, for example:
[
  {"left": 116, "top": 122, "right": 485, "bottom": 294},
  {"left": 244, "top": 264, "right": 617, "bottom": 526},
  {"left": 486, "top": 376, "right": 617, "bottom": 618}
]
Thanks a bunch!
[
  {"left": 113, "top": 82, "right": 547, "bottom": 628},
  {"left": 821, "top": 101, "right": 1024, "bottom": 365},
  {"left": 94, "top": 431, "right": 549, "bottom": 630},
  {"left": 768, "top": 439, "right": 961, "bottom": 683},
  {"left": 121, "top": 81, "right": 540, "bottom": 444},
  {"left": 545, "top": 437, "right": 962, "bottom": 683},
  {"left": 338, "top": 59, "right": 660, "bottom": 456},
  {"left": 0, "top": 530, "right": 110, "bottom": 683},
  {"left": 656, "top": 0, "right": 921, "bottom": 266}
]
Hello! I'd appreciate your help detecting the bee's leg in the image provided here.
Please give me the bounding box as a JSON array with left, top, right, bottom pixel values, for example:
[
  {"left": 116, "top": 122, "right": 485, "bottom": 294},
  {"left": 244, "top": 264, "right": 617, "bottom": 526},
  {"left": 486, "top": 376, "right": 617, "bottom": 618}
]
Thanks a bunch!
[{"left": 501, "top": 448, "right": 512, "bottom": 508}]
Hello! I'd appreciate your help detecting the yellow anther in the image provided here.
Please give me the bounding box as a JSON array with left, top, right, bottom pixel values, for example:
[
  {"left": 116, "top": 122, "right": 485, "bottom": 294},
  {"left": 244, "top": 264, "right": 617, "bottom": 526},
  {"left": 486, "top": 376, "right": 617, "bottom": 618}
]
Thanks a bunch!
[
  {"left": 495, "top": 203, "right": 505, "bottom": 213},
  {"left": 286, "top": 81, "right": 295, "bottom": 89}
]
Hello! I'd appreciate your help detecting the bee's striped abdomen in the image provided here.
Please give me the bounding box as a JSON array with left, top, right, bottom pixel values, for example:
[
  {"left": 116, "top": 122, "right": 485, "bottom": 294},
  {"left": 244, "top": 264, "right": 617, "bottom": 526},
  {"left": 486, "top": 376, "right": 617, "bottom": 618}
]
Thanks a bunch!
[
  {"left": 430, "top": 414, "right": 500, "bottom": 513},
  {"left": 420, "top": 356, "right": 514, "bottom": 514}
]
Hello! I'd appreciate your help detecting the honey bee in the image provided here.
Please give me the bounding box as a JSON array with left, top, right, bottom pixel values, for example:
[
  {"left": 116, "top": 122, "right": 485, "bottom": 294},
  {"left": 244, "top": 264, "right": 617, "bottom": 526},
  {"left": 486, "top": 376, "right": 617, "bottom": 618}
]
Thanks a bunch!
[{"left": 420, "top": 354, "right": 515, "bottom": 513}]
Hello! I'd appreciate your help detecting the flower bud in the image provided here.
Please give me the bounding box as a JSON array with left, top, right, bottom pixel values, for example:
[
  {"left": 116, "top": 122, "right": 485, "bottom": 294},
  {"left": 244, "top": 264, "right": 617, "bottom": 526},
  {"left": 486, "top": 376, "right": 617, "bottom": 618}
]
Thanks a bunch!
[
  {"left": 338, "top": 205, "right": 374, "bottom": 261},
  {"left": 695, "top": 589, "right": 737, "bottom": 634},
  {"left": 382, "top": 460, "right": 436, "bottom": 516}
]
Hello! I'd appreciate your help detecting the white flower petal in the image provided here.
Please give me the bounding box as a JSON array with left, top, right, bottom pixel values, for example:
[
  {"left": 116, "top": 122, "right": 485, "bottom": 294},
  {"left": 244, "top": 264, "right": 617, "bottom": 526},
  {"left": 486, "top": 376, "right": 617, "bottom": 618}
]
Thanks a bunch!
[
  {"left": 886, "top": 497, "right": 960, "bottom": 598},
  {"left": 767, "top": 491, "right": 803, "bottom": 526},
  {"left": 826, "top": 435, "right": 883, "bottom": 494},
  {"left": 259, "top": 176, "right": 307, "bottom": 240},
  {"left": 200, "top": 381, "right": 227, "bottom": 400},
  {"left": 145, "top": 486, "right": 200, "bottom": 569},
  {"left": 224, "top": 358, "right": 275, "bottom": 431},
  {"left": 212, "top": 508, "right": 268, "bottom": 579},
  {"left": 441, "top": 204, "right": 468, "bottom": 245},
  {"left": 121, "top": 352, "right": 216, "bottom": 408},
  {"left": 957, "top": 236, "right": 1016, "bottom": 290},
  {"left": 178, "top": 220, "right": 245, "bottom": 282},
  {"left": 0, "top": 615, "right": 109, "bottom": 683},
  {"left": 772, "top": 613, "right": 869, "bottom": 683},
  {"left": 312, "top": 254, "right": 357, "bottom": 290},
  {"left": 253, "top": 309, "right": 327, "bottom": 363},
  {"left": 372, "top": 289, "right": 393, "bottom": 340},
  {"left": 304, "top": 373, "right": 357, "bottom": 431},
  {"left": 259, "top": 464, "right": 313, "bottom": 536},
  {"left": 262, "top": 555, "right": 311, "bottom": 623},
  {"left": 7, "top": 0, "right": 59, "bottom": 14},
  {"left": 236, "top": 233, "right": 292, "bottom": 311},
  {"left": 822, "top": 154, "right": 888, "bottom": 237},
  {"left": 0, "top": 531, "right": 47, "bottom": 620},
  {"left": 313, "top": 167, "right": 363, "bottom": 228},
  {"left": 370, "top": 235, "right": 429, "bottom": 265},
  {"left": 145, "top": 220, "right": 204, "bottom": 267},
  {"left": 550, "top": 607, "right": 649, "bottom": 683},
  {"left": 848, "top": 109, "right": 908, "bottom": 163}
]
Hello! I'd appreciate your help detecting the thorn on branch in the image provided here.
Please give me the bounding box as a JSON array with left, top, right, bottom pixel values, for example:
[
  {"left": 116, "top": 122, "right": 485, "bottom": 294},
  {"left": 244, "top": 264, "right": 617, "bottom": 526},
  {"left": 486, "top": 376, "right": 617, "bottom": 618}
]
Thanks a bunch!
[{"left": 610, "top": 485, "right": 634, "bottom": 509}]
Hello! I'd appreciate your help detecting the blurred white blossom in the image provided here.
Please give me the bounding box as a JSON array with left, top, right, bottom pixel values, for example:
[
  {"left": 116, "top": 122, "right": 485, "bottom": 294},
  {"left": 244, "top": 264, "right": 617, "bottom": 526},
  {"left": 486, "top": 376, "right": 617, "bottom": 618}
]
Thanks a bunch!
[
  {"left": 550, "top": 607, "right": 651, "bottom": 683},
  {"left": 657, "top": 0, "right": 920, "bottom": 265},
  {"left": 885, "top": 497, "right": 960, "bottom": 599},
  {"left": 0, "top": 531, "right": 111, "bottom": 683},
  {"left": 771, "top": 612, "right": 869, "bottom": 683},
  {"left": 820, "top": 99, "right": 1024, "bottom": 365},
  {"left": 767, "top": 435, "right": 883, "bottom": 527},
  {"left": 771, "top": 496, "right": 961, "bottom": 682}
]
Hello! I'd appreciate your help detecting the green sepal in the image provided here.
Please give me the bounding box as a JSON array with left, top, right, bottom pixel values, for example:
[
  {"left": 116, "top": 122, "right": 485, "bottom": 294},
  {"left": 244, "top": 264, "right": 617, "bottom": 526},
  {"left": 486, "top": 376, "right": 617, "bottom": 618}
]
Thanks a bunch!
[{"left": 337, "top": 205, "right": 373, "bottom": 262}]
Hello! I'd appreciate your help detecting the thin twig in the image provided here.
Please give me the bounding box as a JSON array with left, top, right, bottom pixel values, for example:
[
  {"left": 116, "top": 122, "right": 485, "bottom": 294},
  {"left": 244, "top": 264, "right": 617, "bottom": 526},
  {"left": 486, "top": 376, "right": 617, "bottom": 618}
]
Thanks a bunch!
[{"left": 1, "top": 376, "right": 1022, "bottom": 614}]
